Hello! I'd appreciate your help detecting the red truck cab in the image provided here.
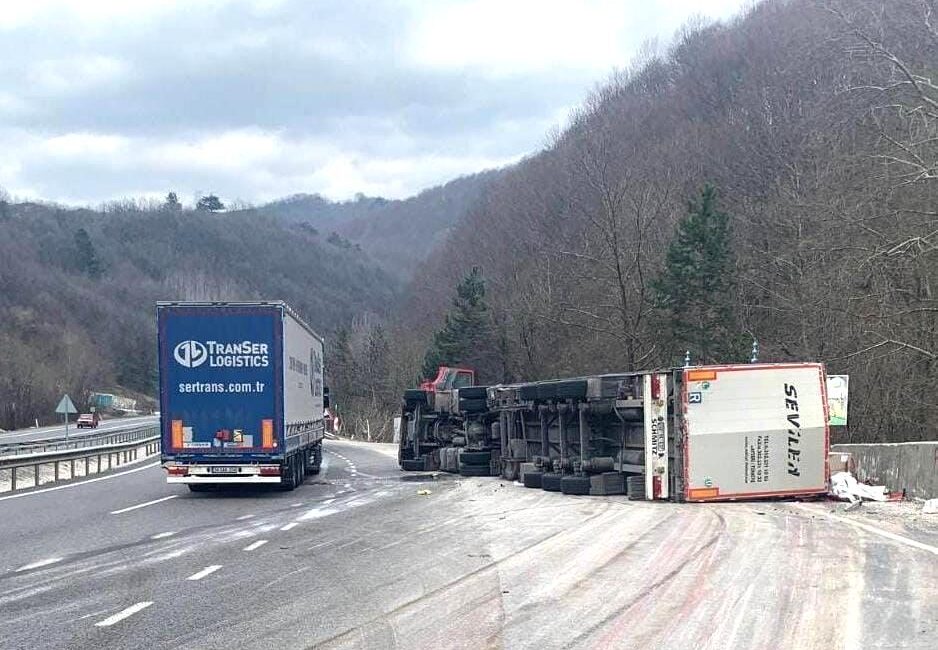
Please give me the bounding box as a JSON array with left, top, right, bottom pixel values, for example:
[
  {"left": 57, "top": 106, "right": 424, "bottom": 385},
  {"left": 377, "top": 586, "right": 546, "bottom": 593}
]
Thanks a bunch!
[{"left": 420, "top": 366, "right": 475, "bottom": 393}]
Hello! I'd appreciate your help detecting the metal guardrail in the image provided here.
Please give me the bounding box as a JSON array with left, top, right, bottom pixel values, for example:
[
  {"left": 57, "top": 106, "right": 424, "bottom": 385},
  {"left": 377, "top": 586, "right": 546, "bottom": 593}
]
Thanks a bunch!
[
  {"left": 0, "top": 425, "right": 158, "bottom": 457},
  {"left": 0, "top": 425, "right": 161, "bottom": 493}
]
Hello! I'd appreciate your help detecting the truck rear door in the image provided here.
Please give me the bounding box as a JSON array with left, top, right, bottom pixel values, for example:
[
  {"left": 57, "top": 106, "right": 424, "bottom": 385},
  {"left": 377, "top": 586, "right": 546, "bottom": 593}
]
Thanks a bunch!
[
  {"left": 679, "top": 363, "right": 829, "bottom": 501},
  {"left": 159, "top": 304, "right": 283, "bottom": 459}
]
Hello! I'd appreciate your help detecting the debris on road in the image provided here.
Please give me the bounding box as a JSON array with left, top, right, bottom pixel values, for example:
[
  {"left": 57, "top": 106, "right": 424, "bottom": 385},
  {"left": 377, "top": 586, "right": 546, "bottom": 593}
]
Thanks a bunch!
[
  {"left": 417, "top": 489, "right": 432, "bottom": 496},
  {"left": 923, "top": 499, "right": 938, "bottom": 514},
  {"left": 830, "top": 471, "right": 887, "bottom": 503}
]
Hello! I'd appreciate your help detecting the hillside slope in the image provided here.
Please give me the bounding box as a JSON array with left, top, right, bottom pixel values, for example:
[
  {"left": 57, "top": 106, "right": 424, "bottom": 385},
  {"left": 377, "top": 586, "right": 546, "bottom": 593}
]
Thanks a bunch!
[
  {"left": 0, "top": 201, "right": 398, "bottom": 429},
  {"left": 245, "top": 170, "right": 500, "bottom": 278},
  {"left": 399, "top": 0, "right": 938, "bottom": 443}
]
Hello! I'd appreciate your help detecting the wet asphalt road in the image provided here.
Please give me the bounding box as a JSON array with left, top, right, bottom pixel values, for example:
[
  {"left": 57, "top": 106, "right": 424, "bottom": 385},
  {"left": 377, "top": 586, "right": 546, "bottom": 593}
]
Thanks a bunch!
[{"left": 0, "top": 439, "right": 935, "bottom": 649}]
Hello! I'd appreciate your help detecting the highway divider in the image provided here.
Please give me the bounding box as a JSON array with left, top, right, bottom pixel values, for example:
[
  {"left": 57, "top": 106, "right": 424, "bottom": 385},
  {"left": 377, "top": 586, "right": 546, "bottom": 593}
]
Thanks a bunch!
[
  {"left": 0, "top": 425, "right": 160, "bottom": 493},
  {"left": 831, "top": 441, "right": 938, "bottom": 500}
]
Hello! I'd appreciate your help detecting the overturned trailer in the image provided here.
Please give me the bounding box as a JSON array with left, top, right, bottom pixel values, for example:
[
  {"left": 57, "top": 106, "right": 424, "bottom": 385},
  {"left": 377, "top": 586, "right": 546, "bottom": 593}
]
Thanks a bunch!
[{"left": 399, "top": 363, "right": 830, "bottom": 502}]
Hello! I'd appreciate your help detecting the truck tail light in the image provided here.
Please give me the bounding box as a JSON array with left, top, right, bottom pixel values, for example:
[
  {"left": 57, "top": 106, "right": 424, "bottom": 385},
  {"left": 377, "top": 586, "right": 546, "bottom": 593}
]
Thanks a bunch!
[
  {"left": 651, "top": 376, "right": 661, "bottom": 400},
  {"left": 652, "top": 474, "right": 662, "bottom": 499},
  {"left": 261, "top": 419, "right": 275, "bottom": 448},
  {"left": 259, "top": 466, "right": 280, "bottom": 476},
  {"left": 171, "top": 420, "right": 184, "bottom": 449},
  {"left": 167, "top": 465, "right": 188, "bottom": 476}
]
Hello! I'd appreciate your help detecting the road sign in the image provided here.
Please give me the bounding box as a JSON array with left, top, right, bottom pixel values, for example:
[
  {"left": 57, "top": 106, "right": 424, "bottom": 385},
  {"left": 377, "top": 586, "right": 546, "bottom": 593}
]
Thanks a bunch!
[{"left": 55, "top": 394, "right": 77, "bottom": 414}]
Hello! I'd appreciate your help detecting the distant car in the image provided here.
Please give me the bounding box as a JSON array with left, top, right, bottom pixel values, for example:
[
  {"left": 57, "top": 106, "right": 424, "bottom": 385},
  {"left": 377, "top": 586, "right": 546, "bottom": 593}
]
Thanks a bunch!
[{"left": 76, "top": 413, "right": 99, "bottom": 429}]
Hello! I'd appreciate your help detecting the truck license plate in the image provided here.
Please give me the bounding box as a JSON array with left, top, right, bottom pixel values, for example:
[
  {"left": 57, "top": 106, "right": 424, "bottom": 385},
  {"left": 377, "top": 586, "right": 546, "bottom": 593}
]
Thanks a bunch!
[{"left": 210, "top": 466, "right": 239, "bottom": 474}]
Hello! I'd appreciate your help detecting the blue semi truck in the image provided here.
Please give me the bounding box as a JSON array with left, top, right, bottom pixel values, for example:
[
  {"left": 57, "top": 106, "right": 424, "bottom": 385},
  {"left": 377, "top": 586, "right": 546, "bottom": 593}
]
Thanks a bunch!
[{"left": 158, "top": 301, "right": 325, "bottom": 491}]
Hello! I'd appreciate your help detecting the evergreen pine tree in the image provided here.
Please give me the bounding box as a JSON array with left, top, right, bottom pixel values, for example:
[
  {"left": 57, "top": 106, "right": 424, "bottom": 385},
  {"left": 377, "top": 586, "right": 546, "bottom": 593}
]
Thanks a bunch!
[
  {"left": 421, "top": 267, "right": 494, "bottom": 380},
  {"left": 653, "top": 185, "right": 744, "bottom": 364},
  {"left": 74, "top": 227, "right": 102, "bottom": 279}
]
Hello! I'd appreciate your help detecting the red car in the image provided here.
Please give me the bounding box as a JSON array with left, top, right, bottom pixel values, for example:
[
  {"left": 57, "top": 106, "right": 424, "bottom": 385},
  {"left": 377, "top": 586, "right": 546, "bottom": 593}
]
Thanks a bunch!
[{"left": 76, "top": 413, "right": 99, "bottom": 428}]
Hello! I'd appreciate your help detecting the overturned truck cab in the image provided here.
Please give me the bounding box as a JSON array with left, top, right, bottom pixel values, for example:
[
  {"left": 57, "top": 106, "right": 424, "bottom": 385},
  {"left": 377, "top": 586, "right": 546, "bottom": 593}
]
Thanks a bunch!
[{"left": 399, "top": 363, "right": 829, "bottom": 502}]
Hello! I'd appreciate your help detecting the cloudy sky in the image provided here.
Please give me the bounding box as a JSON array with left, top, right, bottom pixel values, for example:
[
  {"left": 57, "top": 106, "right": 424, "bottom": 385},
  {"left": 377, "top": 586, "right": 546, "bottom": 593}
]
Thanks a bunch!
[{"left": 0, "top": 0, "right": 747, "bottom": 206}]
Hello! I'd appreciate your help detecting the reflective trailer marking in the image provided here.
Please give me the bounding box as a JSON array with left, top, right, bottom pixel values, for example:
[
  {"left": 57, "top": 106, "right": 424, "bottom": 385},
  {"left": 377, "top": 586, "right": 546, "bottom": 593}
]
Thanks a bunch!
[{"left": 95, "top": 602, "right": 153, "bottom": 627}]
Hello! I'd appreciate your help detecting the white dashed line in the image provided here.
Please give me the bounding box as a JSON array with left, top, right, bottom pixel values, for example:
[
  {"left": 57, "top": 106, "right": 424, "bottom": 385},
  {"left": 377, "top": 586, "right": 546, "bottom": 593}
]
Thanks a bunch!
[
  {"left": 236, "top": 514, "right": 255, "bottom": 520},
  {"left": 110, "top": 495, "right": 178, "bottom": 515},
  {"left": 291, "top": 502, "right": 303, "bottom": 507},
  {"left": 95, "top": 602, "right": 153, "bottom": 627},
  {"left": 187, "top": 565, "right": 222, "bottom": 581},
  {"left": 280, "top": 522, "right": 299, "bottom": 531},
  {"left": 151, "top": 531, "right": 176, "bottom": 539},
  {"left": 15, "top": 557, "right": 63, "bottom": 572},
  {"left": 243, "top": 540, "right": 269, "bottom": 551}
]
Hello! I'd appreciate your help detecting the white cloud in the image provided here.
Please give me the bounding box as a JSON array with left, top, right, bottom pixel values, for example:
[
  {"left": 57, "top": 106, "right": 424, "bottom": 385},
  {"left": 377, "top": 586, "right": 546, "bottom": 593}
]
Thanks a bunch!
[
  {"left": 0, "top": 0, "right": 750, "bottom": 204},
  {"left": 30, "top": 55, "right": 130, "bottom": 95}
]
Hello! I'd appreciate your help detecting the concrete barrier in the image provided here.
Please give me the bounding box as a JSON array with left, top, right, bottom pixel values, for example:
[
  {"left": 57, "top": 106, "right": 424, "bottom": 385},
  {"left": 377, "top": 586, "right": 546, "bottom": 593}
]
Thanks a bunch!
[{"left": 831, "top": 442, "right": 938, "bottom": 499}]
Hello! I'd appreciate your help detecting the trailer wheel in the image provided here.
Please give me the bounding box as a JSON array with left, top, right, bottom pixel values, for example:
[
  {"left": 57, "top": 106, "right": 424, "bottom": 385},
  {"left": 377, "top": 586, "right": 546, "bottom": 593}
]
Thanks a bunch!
[
  {"left": 627, "top": 475, "right": 646, "bottom": 500},
  {"left": 459, "top": 451, "right": 491, "bottom": 466},
  {"left": 296, "top": 454, "right": 307, "bottom": 486},
  {"left": 458, "top": 398, "right": 488, "bottom": 413},
  {"left": 459, "top": 464, "right": 491, "bottom": 477},
  {"left": 457, "top": 386, "right": 488, "bottom": 399},
  {"left": 307, "top": 443, "right": 322, "bottom": 475},
  {"left": 522, "top": 471, "right": 543, "bottom": 488},
  {"left": 540, "top": 473, "right": 563, "bottom": 492},
  {"left": 560, "top": 475, "right": 591, "bottom": 495},
  {"left": 401, "top": 458, "right": 424, "bottom": 471},
  {"left": 280, "top": 457, "right": 297, "bottom": 491}
]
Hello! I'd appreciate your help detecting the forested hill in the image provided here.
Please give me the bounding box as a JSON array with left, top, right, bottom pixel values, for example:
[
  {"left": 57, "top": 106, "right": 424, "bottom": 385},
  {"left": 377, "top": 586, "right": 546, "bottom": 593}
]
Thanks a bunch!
[
  {"left": 241, "top": 170, "right": 500, "bottom": 278},
  {"left": 398, "top": 0, "right": 938, "bottom": 443},
  {"left": 0, "top": 200, "right": 399, "bottom": 430}
]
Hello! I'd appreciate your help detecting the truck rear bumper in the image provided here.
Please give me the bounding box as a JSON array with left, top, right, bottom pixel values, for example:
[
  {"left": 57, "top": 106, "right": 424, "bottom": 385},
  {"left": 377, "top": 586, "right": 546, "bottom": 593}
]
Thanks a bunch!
[{"left": 167, "top": 475, "right": 281, "bottom": 484}]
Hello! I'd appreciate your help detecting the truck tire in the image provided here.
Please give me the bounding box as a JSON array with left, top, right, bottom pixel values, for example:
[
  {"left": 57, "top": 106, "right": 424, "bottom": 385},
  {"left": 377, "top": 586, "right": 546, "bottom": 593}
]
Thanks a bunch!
[
  {"left": 307, "top": 443, "right": 322, "bottom": 475},
  {"left": 540, "top": 473, "right": 562, "bottom": 492},
  {"left": 522, "top": 471, "right": 543, "bottom": 488},
  {"left": 459, "top": 450, "right": 491, "bottom": 466},
  {"left": 561, "top": 475, "right": 591, "bottom": 495},
  {"left": 458, "top": 386, "right": 488, "bottom": 399},
  {"left": 458, "top": 398, "right": 487, "bottom": 413},
  {"left": 404, "top": 389, "right": 429, "bottom": 406},
  {"left": 627, "top": 475, "right": 646, "bottom": 500},
  {"left": 555, "top": 379, "right": 588, "bottom": 399},
  {"left": 401, "top": 458, "right": 424, "bottom": 471},
  {"left": 280, "top": 457, "right": 297, "bottom": 491},
  {"left": 519, "top": 383, "right": 538, "bottom": 401},
  {"left": 459, "top": 464, "right": 491, "bottom": 477}
]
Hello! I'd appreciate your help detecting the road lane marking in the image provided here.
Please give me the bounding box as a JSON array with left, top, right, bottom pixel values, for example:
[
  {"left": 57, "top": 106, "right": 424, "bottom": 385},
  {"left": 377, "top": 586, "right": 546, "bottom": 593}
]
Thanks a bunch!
[
  {"left": 151, "top": 531, "right": 176, "bottom": 539},
  {"left": 0, "top": 462, "right": 161, "bottom": 502},
  {"left": 95, "top": 601, "right": 153, "bottom": 627},
  {"left": 280, "top": 522, "right": 299, "bottom": 531},
  {"left": 244, "top": 540, "right": 268, "bottom": 551},
  {"left": 236, "top": 514, "right": 255, "bottom": 520},
  {"left": 15, "top": 557, "right": 63, "bottom": 572},
  {"left": 291, "top": 502, "right": 303, "bottom": 507},
  {"left": 110, "top": 495, "right": 178, "bottom": 515},
  {"left": 830, "top": 513, "right": 938, "bottom": 556},
  {"left": 187, "top": 565, "right": 222, "bottom": 581}
]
